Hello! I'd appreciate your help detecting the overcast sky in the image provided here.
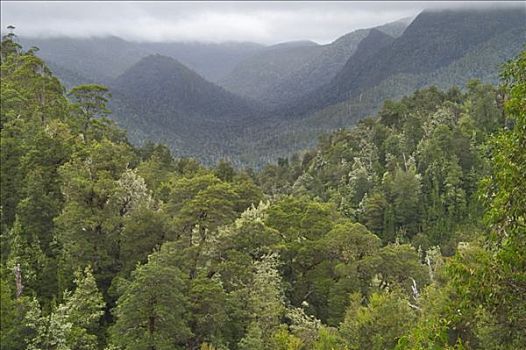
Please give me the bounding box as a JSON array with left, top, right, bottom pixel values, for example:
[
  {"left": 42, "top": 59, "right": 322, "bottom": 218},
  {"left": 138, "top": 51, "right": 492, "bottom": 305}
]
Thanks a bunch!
[{"left": 1, "top": 1, "right": 522, "bottom": 44}]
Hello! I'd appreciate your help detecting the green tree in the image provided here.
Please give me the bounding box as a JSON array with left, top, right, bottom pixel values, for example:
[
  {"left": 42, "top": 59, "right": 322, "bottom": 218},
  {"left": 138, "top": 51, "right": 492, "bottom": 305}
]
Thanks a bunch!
[
  {"left": 237, "top": 253, "right": 285, "bottom": 349},
  {"left": 68, "top": 84, "right": 111, "bottom": 140},
  {"left": 340, "top": 291, "right": 416, "bottom": 350},
  {"left": 383, "top": 160, "right": 423, "bottom": 240},
  {"left": 188, "top": 272, "right": 230, "bottom": 348},
  {"left": 238, "top": 322, "right": 265, "bottom": 350},
  {"left": 312, "top": 327, "right": 347, "bottom": 350},
  {"left": 0, "top": 271, "right": 31, "bottom": 350},
  {"left": 270, "top": 326, "right": 303, "bottom": 350},
  {"left": 24, "top": 266, "right": 105, "bottom": 350},
  {"left": 54, "top": 139, "right": 136, "bottom": 290},
  {"left": 376, "top": 243, "right": 429, "bottom": 294},
  {"left": 61, "top": 266, "right": 105, "bottom": 349},
  {"left": 110, "top": 244, "right": 192, "bottom": 350}
]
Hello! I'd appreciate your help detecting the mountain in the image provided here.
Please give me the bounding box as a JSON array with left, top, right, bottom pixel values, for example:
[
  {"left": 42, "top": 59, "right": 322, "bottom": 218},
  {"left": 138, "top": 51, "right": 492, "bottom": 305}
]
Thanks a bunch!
[
  {"left": 219, "top": 18, "right": 412, "bottom": 106},
  {"left": 112, "top": 54, "right": 259, "bottom": 118},
  {"left": 108, "top": 54, "right": 265, "bottom": 163},
  {"left": 45, "top": 61, "right": 94, "bottom": 89},
  {"left": 251, "top": 17, "right": 526, "bottom": 163},
  {"left": 374, "top": 16, "right": 412, "bottom": 37},
  {"left": 331, "top": 29, "right": 396, "bottom": 95},
  {"left": 19, "top": 36, "right": 152, "bottom": 85},
  {"left": 133, "top": 41, "right": 265, "bottom": 82},
  {"left": 284, "top": 7, "right": 526, "bottom": 116},
  {"left": 18, "top": 36, "right": 266, "bottom": 87},
  {"left": 285, "top": 29, "right": 396, "bottom": 115},
  {"left": 218, "top": 41, "right": 322, "bottom": 103}
]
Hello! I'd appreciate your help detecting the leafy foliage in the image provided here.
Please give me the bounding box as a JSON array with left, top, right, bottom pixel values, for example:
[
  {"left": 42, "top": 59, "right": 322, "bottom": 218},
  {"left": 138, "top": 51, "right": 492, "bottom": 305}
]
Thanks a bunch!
[{"left": 1, "top": 31, "right": 524, "bottom": 350}]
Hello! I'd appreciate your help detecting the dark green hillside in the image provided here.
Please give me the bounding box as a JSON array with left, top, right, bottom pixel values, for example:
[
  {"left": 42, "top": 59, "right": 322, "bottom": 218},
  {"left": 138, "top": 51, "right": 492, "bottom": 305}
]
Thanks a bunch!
[
  {"left": 331, "top": 29, "right": 395, "bottom": 96},
  {"left": 46, "top": 60, "right": 93, "bottom": 89},
  {"left": 109, "top": 54, "right": 266, "bottom": 163},
  {"left": 260, "top": 29, "right": 372, "bottom": 107},
  {"left": 304, "top": 25, "right": 526, "bottom": 131},
  {"left": 382, "top": 8, "right": 525, "bottom": 75},
  {"left": 285, "top": 29, "right": 395, "bottom": 115},
  {"left": 112, "top": 54, "right": 259, "bottom": 118}
]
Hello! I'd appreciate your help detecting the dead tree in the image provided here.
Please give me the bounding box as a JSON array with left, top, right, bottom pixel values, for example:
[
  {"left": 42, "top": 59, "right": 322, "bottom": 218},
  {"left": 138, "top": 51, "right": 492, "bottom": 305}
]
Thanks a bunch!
[{"left": 13, "top": 263, "right": 23, "bottom": 298}]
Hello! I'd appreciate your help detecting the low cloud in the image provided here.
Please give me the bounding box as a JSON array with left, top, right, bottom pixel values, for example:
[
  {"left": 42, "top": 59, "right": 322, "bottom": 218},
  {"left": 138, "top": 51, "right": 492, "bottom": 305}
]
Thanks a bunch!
[{"left": 1, "top": 1, "right": 521, "bottom": 44}]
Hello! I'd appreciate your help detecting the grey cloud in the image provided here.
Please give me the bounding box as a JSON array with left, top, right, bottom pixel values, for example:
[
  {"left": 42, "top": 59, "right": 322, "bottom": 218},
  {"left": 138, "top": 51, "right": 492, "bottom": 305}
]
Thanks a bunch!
[{"left": 1, "top": 1, "right": 521, "bottom": 44}]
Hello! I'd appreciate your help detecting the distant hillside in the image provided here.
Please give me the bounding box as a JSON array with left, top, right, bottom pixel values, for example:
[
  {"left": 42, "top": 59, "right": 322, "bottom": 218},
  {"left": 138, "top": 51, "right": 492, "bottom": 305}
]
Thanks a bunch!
[
  {"left": 374, "top": 16, "right": 412, "bottom": 37},
  {"left": 45, "top": 61, "right": 94, "bottom": 89},
  {"left": 287, "top": 8, "right": 526, "bottom": 115},
  {"left": 259, "top": 29, "right": 372, "bottom": 107},
  {"left": 285, "top": 29, "right": 396, "bottom": 115},
  {"left": 19, "top": 36, "right": 151, "bottom": 85},
  {"left": 109, "top": 54, "right": 265, "bottom": 163},
  {"left": 219, "top": 41, "right": 322, "bottom": 103},
  {"left": 308, "top": 24, "right": 526, "bottom": 130},
  {"left": 18, "top": 36, "right": 266, "bottom": 87},
  {"left": 219, "top": 18, "right": 411, "bottom": 106},
  {"left": 134, "top": 41, "right": 265, "bottom": 82},
  {"left": 244, "top": 23, "right": 526, "bottom": 164}
]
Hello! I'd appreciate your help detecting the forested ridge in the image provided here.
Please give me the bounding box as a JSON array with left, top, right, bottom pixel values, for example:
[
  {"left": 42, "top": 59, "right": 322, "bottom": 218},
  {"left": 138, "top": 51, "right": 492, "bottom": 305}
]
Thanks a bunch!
[{"left": 1, "top": 30, "right": 525, "bottom": 350}]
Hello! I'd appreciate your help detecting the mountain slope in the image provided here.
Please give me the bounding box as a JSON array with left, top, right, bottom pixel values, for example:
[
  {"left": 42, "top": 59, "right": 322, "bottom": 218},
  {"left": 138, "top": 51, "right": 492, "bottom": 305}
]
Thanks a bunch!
[
  {"left": 322, "top": 29, "right": 396, "bottom": 103},
  {"left": 247, "top": 24, "right": 526, "bottom": 163},
  {"left": 19, "top": 36, "right": 152, "bottom": 84},
  {"left": 282, "top": 28, "right": 396, "bottom": 116},
  {"left": 219, "top": 41, "right": 322, "bottom": 102},
  {"left": 108, "top": 54, "right": 265, "bottom": 163},
  {"left": 111, "top": 54, "right": 259, "bottom": 118},
  {"left": 285, "top": 7, "right": 526, "bottom": 116},
  {"left": 219, "top": 18, "right": 411, "bottom": 106},
  {"left": 258, "top": 29, "right": 372, "bottom": 107},
  {"left": 18, "top": 36, "right": 266, "bottom": 87},
  {"left": 135, "top": 41, "right": 265, "bottom": 82},
  {"left": 347, "top": 8, "right": 526, "bottom": 91},
  {"left": 374, "top": 17, "right": 412, "bottom": 38}
]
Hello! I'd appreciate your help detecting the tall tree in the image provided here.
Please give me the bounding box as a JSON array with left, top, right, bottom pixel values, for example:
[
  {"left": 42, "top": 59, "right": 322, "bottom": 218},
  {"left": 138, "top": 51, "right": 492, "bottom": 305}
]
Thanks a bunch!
[{"left": 110, "top": 243, "right": 192, "bottom": 350}]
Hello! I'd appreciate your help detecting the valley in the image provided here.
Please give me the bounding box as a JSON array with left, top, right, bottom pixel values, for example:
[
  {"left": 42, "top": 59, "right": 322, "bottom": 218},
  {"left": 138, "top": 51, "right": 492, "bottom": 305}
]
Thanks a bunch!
[{"left": 18, "top": 8, "right": 525, "bottom": 167}]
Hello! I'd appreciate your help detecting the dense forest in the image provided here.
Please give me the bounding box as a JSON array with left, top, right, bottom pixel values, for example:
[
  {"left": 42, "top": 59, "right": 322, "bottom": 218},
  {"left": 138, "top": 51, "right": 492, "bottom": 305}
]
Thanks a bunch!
[{"left": 1, "top": 28, "right": 525, "bottom": 350}]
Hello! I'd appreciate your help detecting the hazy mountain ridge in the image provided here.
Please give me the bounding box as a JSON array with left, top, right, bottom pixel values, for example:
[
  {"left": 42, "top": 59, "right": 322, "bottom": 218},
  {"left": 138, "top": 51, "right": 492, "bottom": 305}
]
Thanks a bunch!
[
  {"left": 245, "top": 24, "right": 526, "bottom": 164},
  {"left": 219, "top": 18, "right": 412, "bottom": 106},
  {"left": 18, "top": 36, "right": 267, "bottom": 87},
  {"left": 111, "top": 54, "right": 260, "bottom": 118},
  {"left": 218, "top": 43, "right": 322, "bottom": 102},
  {"left": 134, "top": 41, "right": 266, "bottom": 82},
  {"left": 19, "top": 36, "right": 151, "bottom": 84},
  {"left": 281, "top": 7, "right": 526, "bottom": 116},
  {"left": 283, "top": 28, "right": 396, "bottom": 116}
]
